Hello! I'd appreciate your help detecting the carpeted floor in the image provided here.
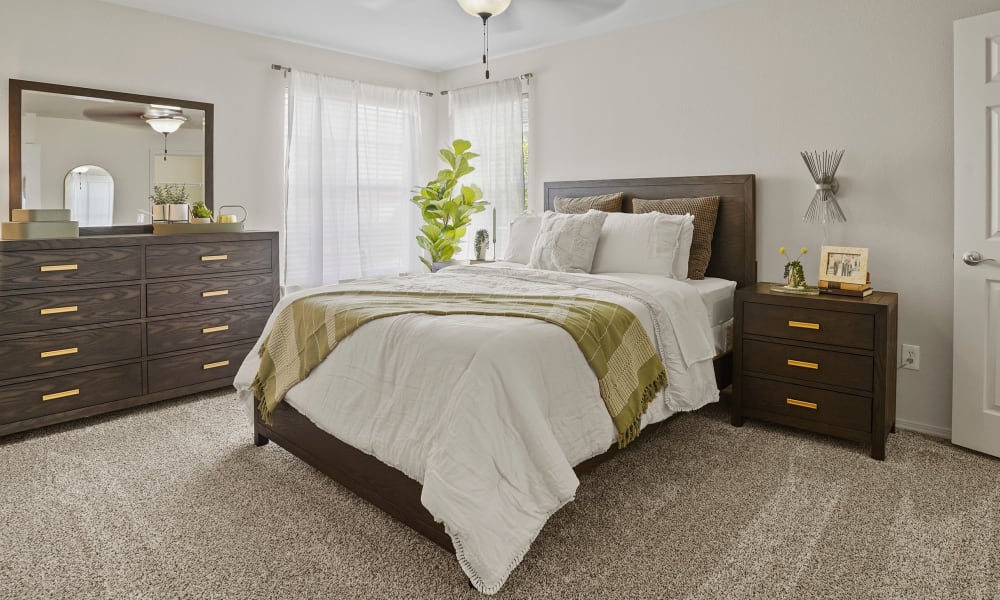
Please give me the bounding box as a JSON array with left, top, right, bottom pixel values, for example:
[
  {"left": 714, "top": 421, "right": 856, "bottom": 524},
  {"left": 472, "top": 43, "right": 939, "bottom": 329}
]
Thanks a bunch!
[{"left": 1, "top": 392, "right": 998, "bottom": 600}]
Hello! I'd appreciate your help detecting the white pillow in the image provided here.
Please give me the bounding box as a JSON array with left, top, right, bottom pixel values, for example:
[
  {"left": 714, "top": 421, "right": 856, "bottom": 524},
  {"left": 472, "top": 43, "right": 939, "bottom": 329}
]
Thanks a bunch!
[
  {"left": 591, "top": 212, "right": 693, "bottom": 278},
  {"left": 527, "top": 210, "right": 608, "bottom": 273},
  {"left": 503, "top": 213, "right": 542, "bottom": 264},
  {"left": 673, "top": 214, "right": 695, "bottom": 280}
]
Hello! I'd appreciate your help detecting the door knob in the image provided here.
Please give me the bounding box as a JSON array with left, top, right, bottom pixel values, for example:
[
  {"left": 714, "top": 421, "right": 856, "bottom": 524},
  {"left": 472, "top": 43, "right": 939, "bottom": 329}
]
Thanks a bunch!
[{"left": 963, "top": 250, "right": 997, "bottom": 266}]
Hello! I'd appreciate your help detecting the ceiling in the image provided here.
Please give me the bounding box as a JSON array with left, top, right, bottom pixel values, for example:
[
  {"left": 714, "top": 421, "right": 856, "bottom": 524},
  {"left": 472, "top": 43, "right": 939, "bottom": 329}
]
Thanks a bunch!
[{"left": 100, "top": 0, "right": 742, "bottom": 72}]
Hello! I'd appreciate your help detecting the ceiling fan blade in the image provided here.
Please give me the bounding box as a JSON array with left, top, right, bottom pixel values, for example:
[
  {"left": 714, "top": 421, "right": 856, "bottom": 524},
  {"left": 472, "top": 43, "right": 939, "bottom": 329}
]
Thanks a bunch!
[{"left": 82, "top": 107, "right": 146, "bottom": 125}]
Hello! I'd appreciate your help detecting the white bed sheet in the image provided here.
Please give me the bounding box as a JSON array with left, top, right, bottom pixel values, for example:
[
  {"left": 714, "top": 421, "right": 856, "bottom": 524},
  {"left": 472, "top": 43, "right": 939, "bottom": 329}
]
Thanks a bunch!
[{"left": 234, "top": 265, "right": 718, "bottom": 594}]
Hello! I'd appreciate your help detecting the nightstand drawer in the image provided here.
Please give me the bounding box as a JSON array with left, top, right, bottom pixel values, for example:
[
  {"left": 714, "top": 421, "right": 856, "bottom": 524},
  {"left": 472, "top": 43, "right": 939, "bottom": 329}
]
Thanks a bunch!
[
  {"left": 145, "top": 240, "right": 272, "bottom": 278},
  {"left": 0, "top": 363, "right": 142, "bottom": 426},
  {"left": 0, "top": 246, "right": 141, "bottom": 290},
  {"left": 146, "top": 274, "right": 274, "bottom": 317},
  {"left": 742, "top": 376, "right": 871, "bottom": 432},
  {"left": 742, "top": 339, "right": 873, "bottom": 392},
  {"left": 743, "top": 303, "right": 874, "bottom": 349},
  {"left": 147, "top": 343, "right": 254, "bottom": 393}
]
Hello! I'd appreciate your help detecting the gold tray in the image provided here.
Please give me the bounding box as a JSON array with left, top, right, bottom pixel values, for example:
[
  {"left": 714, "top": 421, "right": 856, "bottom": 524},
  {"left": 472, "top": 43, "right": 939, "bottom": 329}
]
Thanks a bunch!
[{"left": 152, "top": 223, "right": 245, "bottom": 235}]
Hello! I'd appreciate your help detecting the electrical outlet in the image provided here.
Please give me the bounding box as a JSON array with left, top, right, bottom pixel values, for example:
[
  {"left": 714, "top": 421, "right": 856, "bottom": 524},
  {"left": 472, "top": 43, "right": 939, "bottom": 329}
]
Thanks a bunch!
[{"left": 901, "top": 344, "right": 920, "bottom": 370}]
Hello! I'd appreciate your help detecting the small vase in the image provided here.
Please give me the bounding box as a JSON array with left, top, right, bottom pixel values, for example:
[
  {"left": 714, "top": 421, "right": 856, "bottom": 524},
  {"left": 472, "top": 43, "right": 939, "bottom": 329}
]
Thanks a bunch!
[
  {"left": 167, "top": 204, "right": 190, "bottom": 223},
  {"left": 191, "top": 217, "right": 211, "bottom": 224}
]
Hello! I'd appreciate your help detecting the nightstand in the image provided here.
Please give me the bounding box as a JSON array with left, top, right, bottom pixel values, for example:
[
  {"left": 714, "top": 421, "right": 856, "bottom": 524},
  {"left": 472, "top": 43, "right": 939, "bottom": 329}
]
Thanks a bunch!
[{"left": 731, "top": 283, "right": 898, "bottom": 459}]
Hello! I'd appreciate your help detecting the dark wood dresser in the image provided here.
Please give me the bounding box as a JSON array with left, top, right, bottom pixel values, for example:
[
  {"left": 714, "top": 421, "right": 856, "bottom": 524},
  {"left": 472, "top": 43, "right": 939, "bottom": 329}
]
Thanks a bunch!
[
  {"left": 731, "top": 283, "right": 898, "bottom": 459},
  {"left": 0, "top": 231, "right": 278, "bottom": 436}
]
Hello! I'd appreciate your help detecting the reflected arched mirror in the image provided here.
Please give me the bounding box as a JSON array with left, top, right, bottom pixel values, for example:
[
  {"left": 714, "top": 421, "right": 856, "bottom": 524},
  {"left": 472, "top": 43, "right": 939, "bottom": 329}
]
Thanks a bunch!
[{"left": 64, "top": 165, "right": 114, "bottom": 227}]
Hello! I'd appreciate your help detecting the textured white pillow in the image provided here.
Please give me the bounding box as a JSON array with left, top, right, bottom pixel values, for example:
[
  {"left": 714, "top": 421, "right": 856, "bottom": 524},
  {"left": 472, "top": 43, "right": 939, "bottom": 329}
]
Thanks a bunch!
[
  {"left": 591, "top": 212, "right": 692, "bottom": 278},
  {"left": 503, "top": 213, "right": 543, "bottom": 264},
  {"left": 527, "top": 210, "right": 608, "bottom": 273}
]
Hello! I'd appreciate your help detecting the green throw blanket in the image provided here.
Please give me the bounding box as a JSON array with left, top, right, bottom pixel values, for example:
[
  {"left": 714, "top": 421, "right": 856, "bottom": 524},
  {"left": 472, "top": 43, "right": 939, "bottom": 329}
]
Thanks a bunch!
[{"left": 252, "top": 291, "right": 667, "bottom": 448}]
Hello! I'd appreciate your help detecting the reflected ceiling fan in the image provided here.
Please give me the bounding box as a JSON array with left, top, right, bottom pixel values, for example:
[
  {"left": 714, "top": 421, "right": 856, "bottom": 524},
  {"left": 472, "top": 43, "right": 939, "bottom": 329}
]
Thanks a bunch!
[
  {"left": 455, "top": 0, "right": 625, "bottom": 79},
  {"left": 83, "top": 104, "right": 187, "bottom": 159}
]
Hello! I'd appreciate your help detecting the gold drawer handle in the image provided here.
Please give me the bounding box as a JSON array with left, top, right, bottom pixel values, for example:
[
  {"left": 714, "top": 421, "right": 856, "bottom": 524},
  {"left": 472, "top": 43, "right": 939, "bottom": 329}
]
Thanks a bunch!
[
  {"left": 202, "top": 290, "right": 230, "bottom": 298},
  {"left": 787, "top": 359, "right": 819, "bottom": 370},
  {"left": 40, "top": 306, "right": 78, "bottom": 315},
  {"left": 201, "top": 255, "right": 229, "bottom": 262},
  {"left": 203, "top": 360, "right": 230, "bottom": 370},
  {"left": 40, "top": 264, "right": 78, "bottom": 272},
  {"left": 202, "top": 325, "right": 230, "bottom": 334},
  {"left": 40, "top": 347, "right": 79, "bottom": 359},
  {"left": 786, "top": 398, "right": 818, "bottom": 410},
  {"left": 42, "top": 388, "right": 80, "bottom": 402},
  {"left": 788, "top": 320, "right": 820, "bottom": 330}
]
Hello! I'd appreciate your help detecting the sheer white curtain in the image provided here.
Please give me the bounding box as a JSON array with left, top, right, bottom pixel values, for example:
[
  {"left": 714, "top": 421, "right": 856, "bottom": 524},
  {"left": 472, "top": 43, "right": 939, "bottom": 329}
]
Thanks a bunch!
[
  {"left": 283, "top": 71, "right": 421, "bottom": 291},
  {"left": 448, "top": 77, "right": 526, "bottom": 259}
]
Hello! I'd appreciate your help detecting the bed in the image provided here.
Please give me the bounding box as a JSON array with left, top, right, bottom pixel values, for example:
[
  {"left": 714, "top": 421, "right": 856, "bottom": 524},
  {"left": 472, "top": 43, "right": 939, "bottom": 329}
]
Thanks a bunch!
[{"left": 235, "top": 174, "right": 756, "bottom": 593}]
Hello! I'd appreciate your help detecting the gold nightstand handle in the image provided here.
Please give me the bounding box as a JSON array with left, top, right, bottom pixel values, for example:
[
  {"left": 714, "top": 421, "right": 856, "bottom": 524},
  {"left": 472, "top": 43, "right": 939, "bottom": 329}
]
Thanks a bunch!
[
  {"left": 201, "top": 255, "right": 228, "bottom": 262},
  {"left": 788, "top": 320, "right": 820, "bottom": 330},
  {"left": 203, "top": 360, "right": 230, "bottom": 370},
  {"left": 202, "top": 325, "right": 230, "bottom": 334},
  {"left": 202, "top": 290, "right": 229, "bottom": 298},
  {"left": 786, "top": 398, "right": 818, "bottom": 410},
  {"left": 40, "top": 347, "right": 79, "bottom": 359},
  {"left": 42, "top": 388, "right": 80, "bottom": 402},
  {"left": 40, "top": 306, "right": 78, "bottom": 315},
  {"left": 787, "top": 359, "right": 819, "bottom": 370},
  {"left": 40, "top": 264, "right": 78, "bottom": 272}
]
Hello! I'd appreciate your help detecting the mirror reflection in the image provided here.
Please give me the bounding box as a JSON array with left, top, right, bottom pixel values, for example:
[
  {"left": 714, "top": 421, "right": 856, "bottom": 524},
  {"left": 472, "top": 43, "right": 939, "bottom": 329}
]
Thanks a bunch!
[
  {"left": 64, "top": 165, "right": 114, "bottom": 227},
  {"left": 19, "top": 90, "right": 206, "bottom": 226}
]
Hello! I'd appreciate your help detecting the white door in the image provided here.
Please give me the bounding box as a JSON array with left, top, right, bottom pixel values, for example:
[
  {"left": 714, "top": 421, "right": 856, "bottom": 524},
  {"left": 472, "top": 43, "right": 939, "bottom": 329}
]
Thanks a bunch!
[{"left": 954, "top": 11, "right": 1000, "bottom": 457}]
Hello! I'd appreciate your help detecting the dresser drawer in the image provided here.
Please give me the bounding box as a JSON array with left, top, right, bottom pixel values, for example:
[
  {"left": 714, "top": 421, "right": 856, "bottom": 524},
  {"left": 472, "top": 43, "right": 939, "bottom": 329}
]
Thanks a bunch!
[
  {"left": 742, "top": 339, "right": 873, "bottom": 392},
  {"left": 0, "top": 363, "right": 142, "bottom": 426},
  {"left": 0, "top": 246, "right": 141, "bottom": 290},
  {"left": 741, "top": 376, "right": 871, "bottom": 432},
  {"left": 743, "top": 302, "right": 874, "bottom": 349},
  {"left": 147, "top": 307, "right": 271, "bottom": 355},
  {"left": 146, "top": 274, "right": 274, "bottom": 317},
  {"left": 145, "top": 240, "right": 272, "bottom": 278},
  {"left": 0, "top": 285, "right": 141, "bottom": 336},
  {"left": 148, "top": 343, "right": 254, "bottom": 393},
  {"left": 0, "top": 324, "right": 141, "bottom": 381}
]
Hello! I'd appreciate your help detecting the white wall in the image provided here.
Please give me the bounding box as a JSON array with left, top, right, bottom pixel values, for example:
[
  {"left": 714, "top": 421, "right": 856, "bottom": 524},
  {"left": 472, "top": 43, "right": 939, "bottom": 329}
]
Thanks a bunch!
[
  {"left": 439, "top": 0, "right": 1000, "bottom": 435},
  {"left": 0, "top": 0, "right": 440, "bottom": 232}
]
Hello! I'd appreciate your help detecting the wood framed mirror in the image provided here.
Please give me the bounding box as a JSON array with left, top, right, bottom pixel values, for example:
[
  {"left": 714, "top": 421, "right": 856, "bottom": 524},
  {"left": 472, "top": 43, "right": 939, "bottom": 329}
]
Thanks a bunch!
[{"left": 9, "top": 79, "right": 213, "bottom": 235}]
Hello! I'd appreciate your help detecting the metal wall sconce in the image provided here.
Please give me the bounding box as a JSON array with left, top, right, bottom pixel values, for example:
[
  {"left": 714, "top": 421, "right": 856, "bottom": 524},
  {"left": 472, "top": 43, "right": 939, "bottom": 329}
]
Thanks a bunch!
[{"left": 801, "top": 149, "right": 845, "bottom": 224}]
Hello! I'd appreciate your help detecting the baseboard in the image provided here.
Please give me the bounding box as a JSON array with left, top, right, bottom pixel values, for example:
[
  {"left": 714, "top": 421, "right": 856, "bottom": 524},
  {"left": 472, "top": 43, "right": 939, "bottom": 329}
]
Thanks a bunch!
[{"left": 894, "top": 418, "right": 951, "bottom": 439}]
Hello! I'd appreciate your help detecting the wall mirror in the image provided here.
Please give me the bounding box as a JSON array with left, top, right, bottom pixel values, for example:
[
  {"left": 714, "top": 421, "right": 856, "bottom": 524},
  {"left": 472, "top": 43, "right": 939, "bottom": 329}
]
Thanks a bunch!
[{"left": 9, "top": 79, "right": 213, "bottom": 234}]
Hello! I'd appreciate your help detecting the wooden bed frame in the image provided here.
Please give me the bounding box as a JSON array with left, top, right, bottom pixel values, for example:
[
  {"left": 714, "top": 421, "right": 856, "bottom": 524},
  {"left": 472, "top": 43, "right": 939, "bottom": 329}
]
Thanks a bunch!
[{"left": 254, "top": 174, "right": 756, "bottom": 553}]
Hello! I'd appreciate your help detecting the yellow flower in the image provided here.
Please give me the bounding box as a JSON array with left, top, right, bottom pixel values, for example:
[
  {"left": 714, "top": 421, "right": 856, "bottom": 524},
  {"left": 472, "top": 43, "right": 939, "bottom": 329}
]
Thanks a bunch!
[
  {"left": 801, "top": 247, "right": 808, "bottom": 254},
  {"left": 779, "top": 247, "right": 787, "bottom": 255}
]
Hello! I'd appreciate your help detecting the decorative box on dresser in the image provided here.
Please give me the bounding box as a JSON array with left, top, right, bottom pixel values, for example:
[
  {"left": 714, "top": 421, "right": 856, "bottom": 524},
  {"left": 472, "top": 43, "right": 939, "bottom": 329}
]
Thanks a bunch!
[
  {"left": 731, "top": 283, "right": 898, "bottom": 459},
  {"left": 0, "top": 231, "right": 278, "bottom": 436}
]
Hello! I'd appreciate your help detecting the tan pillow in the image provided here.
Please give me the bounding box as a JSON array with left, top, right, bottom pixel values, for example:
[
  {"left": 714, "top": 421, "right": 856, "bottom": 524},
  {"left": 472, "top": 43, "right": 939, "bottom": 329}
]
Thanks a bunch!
[
  {"left": 633, "top": 196, "right": 720, "bottom": 280},
  {"left": 553, "top": 192, "right": 623, "bottom": 214}
]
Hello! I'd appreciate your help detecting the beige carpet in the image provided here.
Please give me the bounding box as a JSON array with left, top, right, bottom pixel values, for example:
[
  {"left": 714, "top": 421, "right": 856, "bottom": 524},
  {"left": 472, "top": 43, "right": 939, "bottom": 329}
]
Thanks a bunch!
[{"left": 1, "top": 392, "right": 998, "bottom": 600}]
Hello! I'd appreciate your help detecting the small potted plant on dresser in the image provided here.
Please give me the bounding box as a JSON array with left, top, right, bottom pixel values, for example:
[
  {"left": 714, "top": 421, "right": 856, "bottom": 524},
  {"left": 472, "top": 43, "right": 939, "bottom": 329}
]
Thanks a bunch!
[
  {"left": 150, "top": 184, "right": 191, "bottom": 223},
  {"left": 190, "top": 200, "right": 213, "bottom": 224}
]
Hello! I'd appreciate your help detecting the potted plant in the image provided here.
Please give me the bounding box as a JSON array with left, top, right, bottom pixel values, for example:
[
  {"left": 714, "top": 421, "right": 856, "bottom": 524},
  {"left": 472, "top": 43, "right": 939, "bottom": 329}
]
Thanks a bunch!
[
  {"left": 190, "top": 200, "right": 213, "bottom": 224},
  {"left": 781, "top": 246, "right": 808, "bottom": 288},
  {"left": 474, "top": 228, "right": 490, "bottom": 261},
  {"left": 411, "top": 139, "right": 488, "bottom": 271},
  {"left": 150, "top": 184, "right": 191, "bottom": 223}
]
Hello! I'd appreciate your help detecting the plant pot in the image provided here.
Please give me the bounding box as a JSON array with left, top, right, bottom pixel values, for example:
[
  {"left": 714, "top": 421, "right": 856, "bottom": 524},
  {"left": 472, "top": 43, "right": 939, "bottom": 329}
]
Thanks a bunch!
[
  {"left": 475, "top": 247, "right": 488, "bottom": 261},
  {"left": 167, "top": 204, "right": 190, "bottom": 223},
  {"left": 431, "top": 261, "right": 457, "bottom": 273},
  {"left": 152, "top": 204, "right": 168, "bottom": 223},
  {"left": 190, "top": 217, "right": 212, "bottom": 224}
]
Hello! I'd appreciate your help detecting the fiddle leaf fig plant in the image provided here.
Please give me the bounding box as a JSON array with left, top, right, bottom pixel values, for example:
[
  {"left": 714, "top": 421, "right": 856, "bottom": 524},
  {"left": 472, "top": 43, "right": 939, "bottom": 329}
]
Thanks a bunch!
[{"left": 411, "top": 139, "right": 488, "bottom": 271}]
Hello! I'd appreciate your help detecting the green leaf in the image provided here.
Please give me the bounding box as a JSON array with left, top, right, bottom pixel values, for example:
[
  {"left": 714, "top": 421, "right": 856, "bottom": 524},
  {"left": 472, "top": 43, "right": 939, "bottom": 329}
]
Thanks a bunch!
[
  {"left": 439, "top": 149, "right": 457, "bottom": 169},
  {"left": 453, "top": 139, "right": 472, "bottom": 154},
  {"left": 421, "top": 224, "right": 441, "bottom": 240},
  {"left": 420, "top": 257, "right": 433, "bottom": 272},
  {"left": 416, "top": 236, "right": 433, "bottom": 251}
]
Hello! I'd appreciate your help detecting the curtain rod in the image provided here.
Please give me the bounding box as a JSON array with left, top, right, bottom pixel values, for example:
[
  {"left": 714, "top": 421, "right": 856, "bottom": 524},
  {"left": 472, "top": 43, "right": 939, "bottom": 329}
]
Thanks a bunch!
[
  {"left": 439, "top": 73, "right": 532, "bottom": 96},
  {"left": 271, "top": 64, "right": 434, "bottom": 97}
]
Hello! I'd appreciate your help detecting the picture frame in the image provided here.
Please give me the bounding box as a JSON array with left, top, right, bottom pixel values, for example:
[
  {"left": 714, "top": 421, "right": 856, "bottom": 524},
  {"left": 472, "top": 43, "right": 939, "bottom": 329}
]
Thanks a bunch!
[{"left": 819, "top": 246, "right": 869, "bottom": 285}]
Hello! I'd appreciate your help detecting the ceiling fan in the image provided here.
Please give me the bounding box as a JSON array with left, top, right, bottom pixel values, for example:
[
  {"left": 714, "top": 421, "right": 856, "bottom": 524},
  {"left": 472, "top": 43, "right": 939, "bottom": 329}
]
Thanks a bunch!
[{"left": 83, "top": 104, "right": 188, "bottom": 158}]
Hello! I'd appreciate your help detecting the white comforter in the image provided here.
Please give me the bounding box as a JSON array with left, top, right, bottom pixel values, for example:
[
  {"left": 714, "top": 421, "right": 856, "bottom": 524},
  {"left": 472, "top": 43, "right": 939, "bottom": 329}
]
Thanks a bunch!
[{"left": 234, "top": 266, "right": 718, "bottom": 594}]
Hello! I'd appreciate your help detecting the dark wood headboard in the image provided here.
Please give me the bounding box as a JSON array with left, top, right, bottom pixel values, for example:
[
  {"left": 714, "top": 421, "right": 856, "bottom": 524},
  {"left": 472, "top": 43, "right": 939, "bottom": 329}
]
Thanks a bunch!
[{"left": 543, "top": 175, "right": 757, "bottom": 287}]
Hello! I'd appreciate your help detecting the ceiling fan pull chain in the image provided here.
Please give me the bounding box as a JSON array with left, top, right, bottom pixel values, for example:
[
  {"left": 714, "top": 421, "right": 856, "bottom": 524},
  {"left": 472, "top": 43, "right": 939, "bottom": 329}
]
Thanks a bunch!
[
  {"left": 483, "top": 16, "right": 490, "bottom": 80},
  {"left": 163, "top": 132, "right": 168, "bottom": 161}
]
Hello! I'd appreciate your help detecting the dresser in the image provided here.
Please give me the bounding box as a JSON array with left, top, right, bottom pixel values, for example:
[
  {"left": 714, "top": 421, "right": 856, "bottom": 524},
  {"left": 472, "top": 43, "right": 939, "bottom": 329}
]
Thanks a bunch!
[
  {"left": 731, "top": 283, "right": 898, "bottom": 459},
  {"left": 0, "top": 231, "right": 278, "bottom": 436}
]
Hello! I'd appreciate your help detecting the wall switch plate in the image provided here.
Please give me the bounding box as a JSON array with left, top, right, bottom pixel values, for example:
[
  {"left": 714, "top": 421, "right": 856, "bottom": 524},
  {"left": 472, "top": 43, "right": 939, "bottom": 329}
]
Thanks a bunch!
[{"left": 902, "top": 344, "right": 920, "bottom": 370}]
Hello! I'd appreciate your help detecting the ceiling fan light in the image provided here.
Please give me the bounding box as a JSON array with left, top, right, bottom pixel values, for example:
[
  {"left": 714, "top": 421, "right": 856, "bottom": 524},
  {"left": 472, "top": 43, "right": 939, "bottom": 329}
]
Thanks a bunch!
[
  {"left": 457, "top": 0, "right": 511, "bottom": 18},
  {"left": 144, "top": 116, "right": 185, "bottom": 134}
]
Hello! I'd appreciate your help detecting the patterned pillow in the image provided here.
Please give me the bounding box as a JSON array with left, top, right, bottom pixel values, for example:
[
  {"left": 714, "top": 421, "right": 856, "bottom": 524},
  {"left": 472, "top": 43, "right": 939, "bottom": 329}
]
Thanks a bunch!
[
  {"left": 632, "top": 196, "right": 720, "bottom": 280},
  {"left": 553, "top": 192, "right": 623, "bottom": 214},
  {"left": 527, "top": 210, "right": 608, "bottom": 273}
]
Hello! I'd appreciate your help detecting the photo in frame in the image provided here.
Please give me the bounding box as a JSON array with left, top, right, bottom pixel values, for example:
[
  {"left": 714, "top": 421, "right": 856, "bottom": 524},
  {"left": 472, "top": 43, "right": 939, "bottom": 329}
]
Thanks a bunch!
[{"left": 819, "top": 246, "right": 869, "bottom": 285}]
